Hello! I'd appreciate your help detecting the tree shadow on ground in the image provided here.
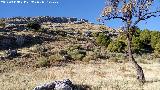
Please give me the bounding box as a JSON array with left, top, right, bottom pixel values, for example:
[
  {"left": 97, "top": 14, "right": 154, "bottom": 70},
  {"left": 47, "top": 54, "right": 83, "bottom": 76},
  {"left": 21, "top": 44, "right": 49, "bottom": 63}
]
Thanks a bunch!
[
  {"left": 73, "top": 84, "right": 92, "bottom": 90},
  {"left": 145, "top": 79, "right": 160, "bottom": 84}
]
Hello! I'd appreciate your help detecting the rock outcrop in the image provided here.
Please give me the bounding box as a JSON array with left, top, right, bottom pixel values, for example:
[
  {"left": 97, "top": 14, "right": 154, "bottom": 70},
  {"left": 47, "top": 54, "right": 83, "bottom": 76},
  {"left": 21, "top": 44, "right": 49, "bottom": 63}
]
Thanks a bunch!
[
  {"left": 5, "top": 16, "right": 88, "bottom": 24},
  {"left": 0, "top": 33, "right": 55, "bottom": 50}
]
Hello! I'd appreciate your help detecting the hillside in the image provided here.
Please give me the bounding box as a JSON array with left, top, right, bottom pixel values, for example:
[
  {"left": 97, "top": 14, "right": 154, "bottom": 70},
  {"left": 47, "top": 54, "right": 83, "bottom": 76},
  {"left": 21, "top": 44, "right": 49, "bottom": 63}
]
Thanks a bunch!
[
  {"left": 0, "top": 16, "right": 160, "bottom": 90},
  {"left": 0, "top": 16, "right": 118, "bottom": 61}
]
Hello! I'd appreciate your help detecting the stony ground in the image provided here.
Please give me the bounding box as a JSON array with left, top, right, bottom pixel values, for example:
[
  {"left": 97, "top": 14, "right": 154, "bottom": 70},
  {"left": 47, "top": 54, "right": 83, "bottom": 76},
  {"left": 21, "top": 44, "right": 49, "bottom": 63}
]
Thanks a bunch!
[{"left": 0, "top": 61, "right": 160, "bottom": 90}]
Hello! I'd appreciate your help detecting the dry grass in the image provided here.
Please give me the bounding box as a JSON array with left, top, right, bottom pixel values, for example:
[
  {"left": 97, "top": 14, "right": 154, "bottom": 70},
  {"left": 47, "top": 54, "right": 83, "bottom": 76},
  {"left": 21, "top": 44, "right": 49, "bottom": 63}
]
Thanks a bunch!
[{"left": 0, "top": 62, "right": 160, "bottom": 90}]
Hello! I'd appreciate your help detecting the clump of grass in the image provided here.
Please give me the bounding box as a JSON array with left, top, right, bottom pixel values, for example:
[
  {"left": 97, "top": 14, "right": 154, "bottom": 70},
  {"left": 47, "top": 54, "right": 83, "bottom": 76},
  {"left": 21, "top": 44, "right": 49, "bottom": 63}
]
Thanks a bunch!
[
  {"left": 38, "top": 53, "right": 66, "bottom": 67},
  {"left": 153, "top": 52, "right": 160, "bottom": 58},
  {"left": 36, "top": 57, "right": 50, "bottom": 67},
  {"left": 155, "top": 58, "right": 160, "bottom": 63},
  {"left": 67, "top": 45, "right": 86, "bottom": 61},
  {"left": 48, "top": 54, "right": 63, "bottom": 63},
  {"left": 70, "top": 52, "right": 85, "bottom": 61},
  {"left": 82, "top": 55, "right": 94, "bottom": 62},
  {"left": 108, "top": 57, "right": 119, "bottom": 63},
  {"left": 138, "top": 59, "right": 148, "bottom": 64}
]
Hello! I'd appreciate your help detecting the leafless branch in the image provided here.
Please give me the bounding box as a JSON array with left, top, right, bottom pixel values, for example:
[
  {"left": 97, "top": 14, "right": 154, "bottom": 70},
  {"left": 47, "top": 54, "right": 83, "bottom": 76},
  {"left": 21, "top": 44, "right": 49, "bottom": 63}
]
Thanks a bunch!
[{"left": 133, "top": 10, "right": 160, "bottom": 26}]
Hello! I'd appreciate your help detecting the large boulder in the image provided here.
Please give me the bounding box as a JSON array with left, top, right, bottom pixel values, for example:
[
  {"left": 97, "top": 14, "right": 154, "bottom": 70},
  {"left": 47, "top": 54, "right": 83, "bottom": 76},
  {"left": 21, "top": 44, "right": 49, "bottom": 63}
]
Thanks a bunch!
[
  {"left": 54, "top": 79, "right": 73, "bottom": 90},
  {"left": 33, "top": 79, "right": 73, "bottom": 90}
]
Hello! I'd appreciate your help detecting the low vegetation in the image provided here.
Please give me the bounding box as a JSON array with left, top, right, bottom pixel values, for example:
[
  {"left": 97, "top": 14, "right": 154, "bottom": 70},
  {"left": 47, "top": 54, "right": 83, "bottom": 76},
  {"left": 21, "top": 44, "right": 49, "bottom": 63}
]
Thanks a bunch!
[
  {"left": 1, "top": 62, "right": 160, "bottom": 90},
  {"left": 97, "top": 29, "right": 160, "bottom": 54}
]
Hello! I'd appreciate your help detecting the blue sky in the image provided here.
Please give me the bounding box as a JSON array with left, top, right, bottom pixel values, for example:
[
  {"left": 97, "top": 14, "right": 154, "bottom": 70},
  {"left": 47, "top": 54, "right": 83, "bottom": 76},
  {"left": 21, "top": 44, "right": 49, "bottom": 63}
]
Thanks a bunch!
[{"left": 0, "top": 0, "right": 160, "bottom": 30}]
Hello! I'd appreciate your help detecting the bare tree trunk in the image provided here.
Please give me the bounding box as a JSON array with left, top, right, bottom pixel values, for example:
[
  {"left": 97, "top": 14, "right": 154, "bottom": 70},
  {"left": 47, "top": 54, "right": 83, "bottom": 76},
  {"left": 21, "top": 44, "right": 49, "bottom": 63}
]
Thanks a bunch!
[{"left": 127, "top": 34, "right": 145, "bottom": 83}]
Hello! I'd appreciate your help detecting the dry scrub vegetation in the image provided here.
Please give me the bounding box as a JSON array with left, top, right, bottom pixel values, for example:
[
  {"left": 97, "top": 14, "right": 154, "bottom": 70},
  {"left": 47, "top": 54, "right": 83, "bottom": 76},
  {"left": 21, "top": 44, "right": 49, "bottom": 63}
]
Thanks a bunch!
[{"left": 0, "top": 61, "right": 160, "bottom": 90}]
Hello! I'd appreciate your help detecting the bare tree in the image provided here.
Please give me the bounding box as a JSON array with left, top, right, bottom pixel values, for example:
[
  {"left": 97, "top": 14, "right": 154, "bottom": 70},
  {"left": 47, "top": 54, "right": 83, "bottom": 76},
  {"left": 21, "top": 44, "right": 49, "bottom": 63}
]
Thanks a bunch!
[{"left": 99, "top": 0, "right": 160, "bottom": 83}]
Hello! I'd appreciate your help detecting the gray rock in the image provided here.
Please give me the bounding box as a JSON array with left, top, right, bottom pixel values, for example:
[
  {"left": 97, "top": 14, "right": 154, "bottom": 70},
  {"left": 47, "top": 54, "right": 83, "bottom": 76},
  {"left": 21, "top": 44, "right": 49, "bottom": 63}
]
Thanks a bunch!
[
  {"left": 7, "top": 49, "right": 19, "bottom": 58},
  {"left": 33, "top": 81, "right": 55, "bottom": 90},
  {"left": 54, "top": 79, "right": 72, "bottom": 90},
  {"left": 33, "top": 79, "right": 73, "bottom": 90}
]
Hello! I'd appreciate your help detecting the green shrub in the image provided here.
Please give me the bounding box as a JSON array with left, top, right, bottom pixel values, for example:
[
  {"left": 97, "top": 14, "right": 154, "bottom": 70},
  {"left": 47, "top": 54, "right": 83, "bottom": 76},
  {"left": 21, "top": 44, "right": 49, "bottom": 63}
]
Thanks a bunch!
[
  {"left": 96, "top": 33, "right": 111, "bottom": 47},
  {"left": 155, "top": 42, "right": 160, "bottom": 53},
  {"left": 139, "top": 29, "right": 151, "bottom": 44},
  {"left": 132, "top": 27, "right": 141, "bottom": 37},
  {"left": 116, "top": 30, "right": 151, "bottom": 54},
  {"left": 150, "top": 31, "right": 160, "bottom": 49},
  {"left": 107, "top": 40, "right": 126, "bottom": 53},
  {"left": 131, "top": 36, "right": 143, "bottom": 53}
]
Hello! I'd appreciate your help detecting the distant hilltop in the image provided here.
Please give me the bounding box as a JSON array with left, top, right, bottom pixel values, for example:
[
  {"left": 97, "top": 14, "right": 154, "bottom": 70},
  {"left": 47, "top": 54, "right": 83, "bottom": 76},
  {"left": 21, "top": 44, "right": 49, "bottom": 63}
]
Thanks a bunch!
[{"left": 0, "top": 16, "right": 89, "bottom": 24}]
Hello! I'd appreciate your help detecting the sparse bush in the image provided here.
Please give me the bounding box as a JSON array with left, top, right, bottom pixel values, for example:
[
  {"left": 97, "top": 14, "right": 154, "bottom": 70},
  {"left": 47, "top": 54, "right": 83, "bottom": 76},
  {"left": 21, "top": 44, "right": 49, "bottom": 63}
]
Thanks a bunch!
[
  {"left": 59, "top": 50, "right": 68, "bottom": 56},
  {"left": 30, "top": 45, "right": 47, "bottom": 54},
  {"left": 71, "top": 53, "right": 85, "bottom": 61},
  {"left": 27, "top": 21, "right": 41, "bottom": 31},
  {"left": 68, "top": 45, "right": 82, "bottom": 51},
  {"left": 67, "top": 45, "right": 86, "bottom": 61},
  {"left": 36, "top": 57, "right": 50, "bottom": 67},
  {"left": 68, "top": 49, "right": 86, "bottom": 60},
  {"left": 82, "top": 55, "right": 93, "bottom": 62},
  {"left": 116, "top": 53, "right": 127, "bottom": 61},
  {"left": 0, "top": 23, "right": 5, "bottom": 28},
  {"left": 99, "top": 25, "right": 107, "bottom": 30},
  {"left": 48, "top": 54, "right": 63, "bottom": 63},
  {"left": 92, "top": 32, "right": 99, "bottom": 37},
  {"left": 93, "top": 48, "right": 104, "bottom": 59},
  {"left": 37, "top": 28, "right": 47, "bottom": 32}
]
